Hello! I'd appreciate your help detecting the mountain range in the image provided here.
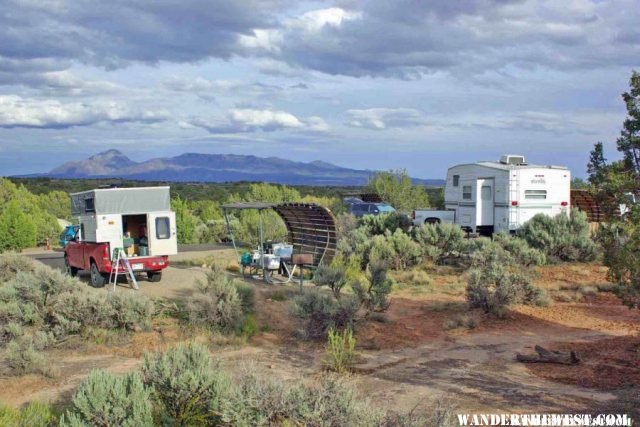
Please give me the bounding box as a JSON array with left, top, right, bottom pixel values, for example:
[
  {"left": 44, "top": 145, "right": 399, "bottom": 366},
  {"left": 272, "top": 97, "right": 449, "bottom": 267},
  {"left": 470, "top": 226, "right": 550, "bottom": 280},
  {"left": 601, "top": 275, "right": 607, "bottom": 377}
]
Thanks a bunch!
[{"left": 31, "top": 149, "right": 444, "bottom": 186}]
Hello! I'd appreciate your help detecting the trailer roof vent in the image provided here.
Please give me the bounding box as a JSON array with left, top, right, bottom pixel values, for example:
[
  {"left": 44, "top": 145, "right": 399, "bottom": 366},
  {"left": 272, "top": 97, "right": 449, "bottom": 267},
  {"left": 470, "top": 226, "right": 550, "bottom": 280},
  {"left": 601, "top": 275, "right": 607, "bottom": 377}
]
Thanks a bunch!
[{"left": 500, "top": 155, "right": 526, "bottom": 165}]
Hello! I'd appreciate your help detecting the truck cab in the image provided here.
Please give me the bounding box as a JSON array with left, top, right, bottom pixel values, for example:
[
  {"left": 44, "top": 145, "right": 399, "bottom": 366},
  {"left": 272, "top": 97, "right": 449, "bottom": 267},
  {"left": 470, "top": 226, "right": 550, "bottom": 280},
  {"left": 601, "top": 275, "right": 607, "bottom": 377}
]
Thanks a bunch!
[{"left": 59, "top": 225, "right": 79, "bottom": 248}]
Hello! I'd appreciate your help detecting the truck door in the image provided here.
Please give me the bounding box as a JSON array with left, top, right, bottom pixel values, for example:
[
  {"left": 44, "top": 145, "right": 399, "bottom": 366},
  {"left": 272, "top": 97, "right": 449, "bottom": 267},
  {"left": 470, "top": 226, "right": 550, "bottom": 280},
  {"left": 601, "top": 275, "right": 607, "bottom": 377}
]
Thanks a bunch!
[
  {"left": 148, "top": 212, "right": 178, "bottom": 256},
  {"left": 477, "top": 178, "right": 494, "bottom": 226}
]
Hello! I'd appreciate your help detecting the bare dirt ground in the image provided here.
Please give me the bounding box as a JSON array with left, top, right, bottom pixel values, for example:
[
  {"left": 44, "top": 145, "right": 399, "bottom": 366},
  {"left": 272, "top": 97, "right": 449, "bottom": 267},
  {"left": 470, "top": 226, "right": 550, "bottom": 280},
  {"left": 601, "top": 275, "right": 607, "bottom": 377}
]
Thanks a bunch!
[{"left": 2, "top": 257, "right": 639, "bottom": 419}]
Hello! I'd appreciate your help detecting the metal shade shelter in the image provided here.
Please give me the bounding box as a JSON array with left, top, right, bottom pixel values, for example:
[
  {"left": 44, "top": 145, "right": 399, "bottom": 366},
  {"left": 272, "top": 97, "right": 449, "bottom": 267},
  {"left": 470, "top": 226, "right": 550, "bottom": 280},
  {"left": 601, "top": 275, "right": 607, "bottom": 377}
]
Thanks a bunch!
[
  {"left": 222, "top": 202, "right": 337, "bottom": 276},
  {"left": 273, "top": 203, "right": 337, "bottom": 267}
]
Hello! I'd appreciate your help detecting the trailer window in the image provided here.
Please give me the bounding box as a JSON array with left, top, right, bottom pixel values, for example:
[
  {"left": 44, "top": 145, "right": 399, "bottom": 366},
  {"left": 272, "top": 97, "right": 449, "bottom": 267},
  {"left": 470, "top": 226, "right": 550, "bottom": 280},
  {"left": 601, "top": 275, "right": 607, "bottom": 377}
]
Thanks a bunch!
[
  {"left": 525, "top": 190, "right": 547, "bottom": 200},
  {"left": 462, "top": 186, "right": 472, "bottom": 200},
  {"left": 452, "top": 175, "right": 459, "bottom": 187},
  {"left": 155, "top": 217, "right": 170, "bottom": 239},
  {"left": 481, "top": 186, "right": 492, "bottom": 201}
]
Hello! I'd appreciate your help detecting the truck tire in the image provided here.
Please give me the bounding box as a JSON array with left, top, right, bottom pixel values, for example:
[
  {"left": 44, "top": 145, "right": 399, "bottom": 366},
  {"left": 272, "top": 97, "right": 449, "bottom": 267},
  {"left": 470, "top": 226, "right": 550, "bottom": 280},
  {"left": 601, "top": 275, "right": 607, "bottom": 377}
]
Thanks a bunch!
[
  {"left": 64, "top": 256, "right": 78, "bottom": 277},
  {"left": 425, "top": 218, "right": 441, "bottom": 224},
  {"left": 90, "top": 261, "right": 107, "bottom": 288},
  {"left": 147, "top": 271, "right": 162, "bottom": 282}
]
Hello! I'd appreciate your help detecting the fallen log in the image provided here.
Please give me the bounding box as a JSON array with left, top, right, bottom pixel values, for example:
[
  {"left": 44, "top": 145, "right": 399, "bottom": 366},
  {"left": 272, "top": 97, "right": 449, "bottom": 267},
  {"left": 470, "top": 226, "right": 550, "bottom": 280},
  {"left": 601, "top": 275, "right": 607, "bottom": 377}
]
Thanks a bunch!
[{"left": 516, "top": 345, "right": 581, "bottom": 365}]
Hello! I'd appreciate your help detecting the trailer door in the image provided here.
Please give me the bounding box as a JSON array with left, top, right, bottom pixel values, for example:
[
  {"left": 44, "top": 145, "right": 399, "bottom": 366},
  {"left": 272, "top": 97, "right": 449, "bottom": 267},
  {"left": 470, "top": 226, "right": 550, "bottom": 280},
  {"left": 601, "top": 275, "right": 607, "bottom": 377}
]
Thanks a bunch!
[
  {"left": 148, "top": 212, "right": 178, "bottom": 256},
  {"left": 477, "top": 178, "right": 494, "bottom": 226}
]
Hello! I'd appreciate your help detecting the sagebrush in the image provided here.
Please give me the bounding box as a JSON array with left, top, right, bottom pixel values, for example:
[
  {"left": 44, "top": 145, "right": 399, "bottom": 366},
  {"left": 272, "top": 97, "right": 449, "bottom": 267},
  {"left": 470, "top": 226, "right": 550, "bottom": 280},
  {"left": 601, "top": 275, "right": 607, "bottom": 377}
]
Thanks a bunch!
[
  {"left": 60, "top": 370, "right": 153, "bottom": 427},
  {"left": 142, "top": 343, "right": 229, "bottom": 425},
  {"left": 517, "top": 211, "right": 599, "bottom": 263}
]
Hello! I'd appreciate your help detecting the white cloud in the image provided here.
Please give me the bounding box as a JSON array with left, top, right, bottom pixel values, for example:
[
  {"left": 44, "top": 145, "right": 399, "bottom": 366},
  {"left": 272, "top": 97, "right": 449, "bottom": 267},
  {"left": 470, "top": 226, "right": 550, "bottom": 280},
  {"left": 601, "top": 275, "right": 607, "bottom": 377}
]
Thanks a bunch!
[
  {"left": 346, "top": 108, "right": 427, "bottom": 130},
  {"left": 0, "top": 95, "right": 169, "bottom": 129},
  {"left": 231, "top": 108, "right": 304, "bottom": 129},
  {"left": 190, "top": 108, "right": 329, "bottom": 134}
]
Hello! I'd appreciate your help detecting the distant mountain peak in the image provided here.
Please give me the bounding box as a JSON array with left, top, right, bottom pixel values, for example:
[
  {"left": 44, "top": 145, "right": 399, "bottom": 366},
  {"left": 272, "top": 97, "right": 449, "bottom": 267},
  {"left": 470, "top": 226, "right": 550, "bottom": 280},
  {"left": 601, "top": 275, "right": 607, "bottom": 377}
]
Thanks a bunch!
[
  {"left": 91, "top": 148, "right": 124, "bottom": 157},
  {"left": 43, "top": 149, "right": 445, "bottom": 187}
]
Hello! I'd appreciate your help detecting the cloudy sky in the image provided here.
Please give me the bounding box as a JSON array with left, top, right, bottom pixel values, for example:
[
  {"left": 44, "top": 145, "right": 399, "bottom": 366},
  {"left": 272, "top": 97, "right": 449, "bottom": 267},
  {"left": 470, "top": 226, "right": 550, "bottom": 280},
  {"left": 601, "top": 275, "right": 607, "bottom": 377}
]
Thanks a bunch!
[{"left": 1, "top": 0, "right": 639, "bottom": 179}]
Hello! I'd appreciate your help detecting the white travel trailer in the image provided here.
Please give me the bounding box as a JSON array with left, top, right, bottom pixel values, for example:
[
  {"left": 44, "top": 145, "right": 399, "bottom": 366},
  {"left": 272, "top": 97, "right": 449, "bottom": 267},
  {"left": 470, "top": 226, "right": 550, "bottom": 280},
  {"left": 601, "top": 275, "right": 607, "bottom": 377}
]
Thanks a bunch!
[{"left": 442, "top": 155, "right": 571, "bottom": 234}]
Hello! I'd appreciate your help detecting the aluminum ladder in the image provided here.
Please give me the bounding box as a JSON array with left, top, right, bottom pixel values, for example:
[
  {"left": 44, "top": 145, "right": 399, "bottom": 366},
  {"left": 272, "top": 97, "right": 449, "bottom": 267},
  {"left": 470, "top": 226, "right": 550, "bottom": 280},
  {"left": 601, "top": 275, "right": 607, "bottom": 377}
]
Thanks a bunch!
[{"left": 109, "top": 247, "right": 139, "bottom": 291}]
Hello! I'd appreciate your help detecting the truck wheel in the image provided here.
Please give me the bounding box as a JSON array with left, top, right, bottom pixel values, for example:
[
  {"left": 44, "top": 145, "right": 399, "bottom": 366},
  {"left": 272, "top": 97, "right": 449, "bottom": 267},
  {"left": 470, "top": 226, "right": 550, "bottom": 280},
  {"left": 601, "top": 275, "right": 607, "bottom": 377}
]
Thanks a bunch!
[
  {"left": 90, "top": 261, "right": 107, "bottom": 288},
  {"left": 147, "top": 271, "right": 162, "bottom": 282},
  {"left": 64, "top": 256, "right": 78, "bottom": 277},
  {"left": 425, "top": 218, "right": 441, "bottom": 224}
]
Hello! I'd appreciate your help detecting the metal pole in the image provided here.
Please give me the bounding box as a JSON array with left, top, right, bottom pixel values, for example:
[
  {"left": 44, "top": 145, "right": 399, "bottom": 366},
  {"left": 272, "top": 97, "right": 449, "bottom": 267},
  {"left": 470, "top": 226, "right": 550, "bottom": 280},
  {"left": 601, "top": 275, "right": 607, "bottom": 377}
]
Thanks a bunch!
[
  {"left": 259, "top": 209, "right": 265, "bottom": 280},
  {"left": 224, "top": 208, "right": 241, "bottom": 263}
]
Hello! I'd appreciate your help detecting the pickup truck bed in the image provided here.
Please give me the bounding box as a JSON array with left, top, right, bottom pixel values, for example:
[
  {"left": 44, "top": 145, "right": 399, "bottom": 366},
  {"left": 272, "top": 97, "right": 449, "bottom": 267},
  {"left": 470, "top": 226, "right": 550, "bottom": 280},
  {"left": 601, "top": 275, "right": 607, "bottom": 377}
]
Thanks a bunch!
[{"left": 64, "top": 240, "right": 168, "bottom": 287}]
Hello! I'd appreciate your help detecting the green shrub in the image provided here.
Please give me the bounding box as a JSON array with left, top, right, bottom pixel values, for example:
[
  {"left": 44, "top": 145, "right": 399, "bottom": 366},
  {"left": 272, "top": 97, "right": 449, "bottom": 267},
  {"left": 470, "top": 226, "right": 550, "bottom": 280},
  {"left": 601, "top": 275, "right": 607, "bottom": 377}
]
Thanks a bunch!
[
  {"left": 598, "top": 217, "right": 640, "bottom": 309},
  {"left": 234, "top": 282, "right": 256, "bottom": 313},
  {"left": 493, "top": 233, "right": 546, "bottom": 266},
  {"left": 48, "top": 291, "right": 153, "bottom": 337},
  {"left": 352, "top": 262, "right": 393, "bottom": 313},
  {"left": 0, "top": 401, "right": 56, "bottom": 427},
  {"left": 290, "top": 291, "right": 360, "bottom": 340},
  {"left": 324, "top": 328, "right": 356, "bottom": 373},
  {"left": 107, "top": 293, "right": 155, "bottom": 331},
  {"left": 336, "top": 227, "right": 370, "bottom": 269},
  {"left": 313, "top": 264, "right": 348, "bottom": 299},
  {"left": 366, "top": 234, "right": 397, "bottom": 267},
  {"left": 360, "top": 212, "right": 411, "bottom": 235},
  {"left": 0, "top": 254, "right": 36, "bottom": 283},
  {"left": 517, "top": 211, "right": 599, "bottom": 263},
  {"left": 356, "top": 230, "right": 422, "bottom": 271},
  {"left": 0, "top": 264, "right": 154, "bottom": 354},
  {"left": 222, "top": 367, "right": 293, "bottom": 426},
  {"left": 186, "top": 268, "right": 244, "bottom": 333},
  {"left": 442, "top": 314, "right": 477, "bottom": 330},
  {"left": 387, "top": 229, "right": 423, "bottom": 270},
  {"left": 4, "top": 332, "right": 54, "bottom": 376},
  {"left": 412, "top": 223, "right": 465, "bottom": 263},
  {"left": 60, "top": 370, "right": 153, "bottom": 427},
  {"left": 142, "top": 343, "right": 230, "bottom": 426},
  {"left": 467, "top": 264, "right": 546, "bottom": 316},
  {"left": 469, "top": 240, "right": 516, "bottom": 269},
  {"left": 223, "top": 370, "right": 381, "bottom": 426},
  {"left": 0, "top": 201, "right": 38, "bottom": 253},
  {"left": 364, "top": 169, "right": 430, "bottom": 213},
  {"left": 335, "top": 213, "right": 358, "bottom": 240},
  {"left": 240, "top": 314, "right": 258, "bottom": 338}
]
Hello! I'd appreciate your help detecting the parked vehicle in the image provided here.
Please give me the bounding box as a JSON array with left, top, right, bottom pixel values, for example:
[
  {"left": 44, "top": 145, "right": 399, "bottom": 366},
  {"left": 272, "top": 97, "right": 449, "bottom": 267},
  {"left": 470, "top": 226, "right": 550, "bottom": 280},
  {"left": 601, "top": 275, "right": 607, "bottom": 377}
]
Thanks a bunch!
[
  {"left": 64, "top": 186, "right": 178, "bottom": 287},
  {"left": 343, "top": 197, "right": 364, "bottom": 206},
  {"left": 349, "top": 202, "right": 396, "bottom": 218},
  {"left": 412, "top": 155, "right": 571, "bottom": 235},
  {"left": 59, "top": 224, "right": 79, "bottom": 248},
  {"left": 412, "top": 210, "right": 455, "bottom": 225}
]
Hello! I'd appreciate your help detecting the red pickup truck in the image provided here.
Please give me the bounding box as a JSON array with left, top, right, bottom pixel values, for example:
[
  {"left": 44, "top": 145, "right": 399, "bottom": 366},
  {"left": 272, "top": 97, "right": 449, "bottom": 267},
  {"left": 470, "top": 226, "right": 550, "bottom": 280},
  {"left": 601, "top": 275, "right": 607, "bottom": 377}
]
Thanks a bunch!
[{"left": 64, "top": 241, "right": 168, "bottom": 287}]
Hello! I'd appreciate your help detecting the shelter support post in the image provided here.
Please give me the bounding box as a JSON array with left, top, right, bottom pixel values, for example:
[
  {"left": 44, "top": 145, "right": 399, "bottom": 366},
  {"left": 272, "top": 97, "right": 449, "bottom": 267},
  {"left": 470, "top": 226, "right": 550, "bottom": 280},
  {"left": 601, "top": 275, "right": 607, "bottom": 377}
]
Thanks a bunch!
[
  {"left": 223, "top": 208, "right": 241, "bottom": 263},
  {"left": 259, "top": 209, "right": 266, "bottom": 281}
]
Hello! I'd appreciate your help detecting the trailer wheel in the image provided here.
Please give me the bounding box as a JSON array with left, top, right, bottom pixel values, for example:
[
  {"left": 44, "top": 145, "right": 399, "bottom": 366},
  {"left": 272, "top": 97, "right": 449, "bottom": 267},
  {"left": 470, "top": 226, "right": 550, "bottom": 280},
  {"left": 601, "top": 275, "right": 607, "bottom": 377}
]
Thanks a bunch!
[
  {"left": 425, "top": 218, "right": 441, "bottom": 224},
  {"left": 64, "top": 255, "right": 78, "bottom": 277},
  {"left": 147, "top": 271, "right": 162, "bottom": 282},
  {"left": 90, "top": 261, "right": 107, "bottom": 288}
]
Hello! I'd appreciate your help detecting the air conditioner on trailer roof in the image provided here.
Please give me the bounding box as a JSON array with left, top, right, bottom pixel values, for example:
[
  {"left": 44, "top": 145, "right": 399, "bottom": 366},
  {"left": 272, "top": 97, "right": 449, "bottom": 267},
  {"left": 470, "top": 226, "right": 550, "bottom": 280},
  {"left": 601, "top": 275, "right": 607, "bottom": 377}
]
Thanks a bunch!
[{"left": 500, "top": 154, "right": 527, "bottom": 165}]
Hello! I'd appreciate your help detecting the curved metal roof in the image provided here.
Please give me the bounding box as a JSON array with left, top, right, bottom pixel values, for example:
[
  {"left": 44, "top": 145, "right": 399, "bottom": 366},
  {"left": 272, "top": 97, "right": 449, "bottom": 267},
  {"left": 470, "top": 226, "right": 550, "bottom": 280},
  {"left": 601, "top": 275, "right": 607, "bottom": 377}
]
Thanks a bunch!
[{"left": 273, "top": 203, "right": 337, "bottom": 266}]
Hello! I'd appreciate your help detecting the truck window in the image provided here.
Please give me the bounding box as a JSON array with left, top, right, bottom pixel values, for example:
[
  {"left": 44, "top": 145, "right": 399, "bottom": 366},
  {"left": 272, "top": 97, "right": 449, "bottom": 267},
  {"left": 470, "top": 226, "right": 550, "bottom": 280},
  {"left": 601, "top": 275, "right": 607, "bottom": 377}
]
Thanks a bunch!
[
  {"left": 525, "top": 190, "right": 547, "bottom": 200},
  {"left": 453, "top": 175, "right": 459, "bottom": 187},
  {"left": 155, "top": 217, "right": 170, "bottom": 239},
  {"left": 462, "top": 186, "right": 472, "bottom": 200},
  {"left": 85, "top": 198, "right": 95, "bottom": 212}
]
